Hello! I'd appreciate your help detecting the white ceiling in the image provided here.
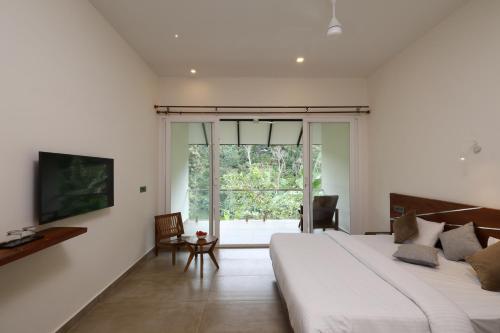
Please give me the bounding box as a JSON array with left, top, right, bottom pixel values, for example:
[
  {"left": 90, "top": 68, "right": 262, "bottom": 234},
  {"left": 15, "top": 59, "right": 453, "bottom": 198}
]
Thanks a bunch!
[{"left": 90, "top": 0, "right": 467, "bottom": 78}]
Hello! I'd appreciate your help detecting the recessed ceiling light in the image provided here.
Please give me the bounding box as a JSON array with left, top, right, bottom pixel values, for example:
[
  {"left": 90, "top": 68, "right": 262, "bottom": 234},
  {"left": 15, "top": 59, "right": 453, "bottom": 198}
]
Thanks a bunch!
[
  {"left": 296, "top": 57, "right": 305, "bottom": 63},
  {"left": 174, "top": 34, "right": 179, "bottom": 38},
  {"left": 190, "top": 69, "right": 197, "bottom": 74}
]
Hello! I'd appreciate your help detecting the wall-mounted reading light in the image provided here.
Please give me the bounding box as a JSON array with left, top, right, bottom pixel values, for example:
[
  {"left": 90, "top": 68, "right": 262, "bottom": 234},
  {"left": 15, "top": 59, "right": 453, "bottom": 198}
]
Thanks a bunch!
[{"left": 460, "top": 141, "right": 482, "bottom": 161}]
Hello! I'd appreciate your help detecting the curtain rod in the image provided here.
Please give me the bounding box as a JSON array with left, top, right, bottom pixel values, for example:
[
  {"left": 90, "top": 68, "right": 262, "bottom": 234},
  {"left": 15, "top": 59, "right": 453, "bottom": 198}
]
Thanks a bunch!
[{"left": 154, "top": 105, "right": 370, "bottom": 115}]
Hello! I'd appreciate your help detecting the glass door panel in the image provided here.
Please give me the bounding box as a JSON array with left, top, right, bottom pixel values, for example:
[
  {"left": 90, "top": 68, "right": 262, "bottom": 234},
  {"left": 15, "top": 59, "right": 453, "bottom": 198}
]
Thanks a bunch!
[
  {"left": 309, "top": 122, "right": 350, "bottom": 233},
  {"left": 218, "top": 120, "right": 303, "bottom": 245},
  {"left": 169, "top": 122, "right": 212, "bottom": 236}
]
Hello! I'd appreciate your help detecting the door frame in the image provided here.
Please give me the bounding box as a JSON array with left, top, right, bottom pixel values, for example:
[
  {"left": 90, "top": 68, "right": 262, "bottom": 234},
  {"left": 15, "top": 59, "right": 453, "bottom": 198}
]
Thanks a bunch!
[
  {"left": 161, "top": 116, "right": 219, "bottom": 239},
  {"left": 159, "top": 114, "right": 360, "bottom": 247}
]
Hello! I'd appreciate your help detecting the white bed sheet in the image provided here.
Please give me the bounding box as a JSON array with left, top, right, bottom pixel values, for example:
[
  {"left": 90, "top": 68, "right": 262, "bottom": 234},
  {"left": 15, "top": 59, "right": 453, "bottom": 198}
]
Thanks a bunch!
[
  {"left": 354, "top": 235, "right": 500, "bottom": 333},
  {"left": 271, "top": 233, "right": 431, "bottom": 333}
]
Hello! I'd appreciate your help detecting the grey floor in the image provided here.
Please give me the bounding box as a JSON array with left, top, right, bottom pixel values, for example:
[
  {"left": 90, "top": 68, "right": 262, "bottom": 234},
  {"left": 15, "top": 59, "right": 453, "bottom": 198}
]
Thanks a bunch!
[{"left": 68, "top": 248, "right": 293, "bottom": 333}]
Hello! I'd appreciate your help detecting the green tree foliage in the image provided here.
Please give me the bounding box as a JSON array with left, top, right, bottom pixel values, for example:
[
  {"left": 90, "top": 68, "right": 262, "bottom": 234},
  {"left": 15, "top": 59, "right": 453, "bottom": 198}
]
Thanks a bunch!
[{"left": 188, "top": 144, "right": 322, "bottom": 221}]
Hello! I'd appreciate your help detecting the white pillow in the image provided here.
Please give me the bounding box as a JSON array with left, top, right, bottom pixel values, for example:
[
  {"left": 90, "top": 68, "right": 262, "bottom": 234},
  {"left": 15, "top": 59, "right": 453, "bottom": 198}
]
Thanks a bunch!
[
  {"left": 487, "top": 237, "right": 499, "bottom": 247},
  {"left": 407, "top": 217, "right": 445, "bottom": 247}
]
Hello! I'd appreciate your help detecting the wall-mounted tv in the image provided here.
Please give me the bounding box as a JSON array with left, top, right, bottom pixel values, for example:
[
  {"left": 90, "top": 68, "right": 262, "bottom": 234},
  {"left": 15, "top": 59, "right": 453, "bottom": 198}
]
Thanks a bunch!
[{"left": 38, "top": 152, "right": 114, "bottom": 224}]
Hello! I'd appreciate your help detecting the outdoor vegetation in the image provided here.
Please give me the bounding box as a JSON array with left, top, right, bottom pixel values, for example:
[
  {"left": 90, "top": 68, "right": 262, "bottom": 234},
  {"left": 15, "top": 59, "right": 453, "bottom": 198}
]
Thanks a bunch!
[{"left": 188, "top": 144, "right": 322, "bottom": 221}]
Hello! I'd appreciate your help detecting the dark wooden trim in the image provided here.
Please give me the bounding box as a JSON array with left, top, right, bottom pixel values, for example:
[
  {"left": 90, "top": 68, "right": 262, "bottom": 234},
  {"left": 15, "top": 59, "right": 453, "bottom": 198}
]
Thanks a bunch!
[
  {"left": 201, "top": 123, "right": 209, "bottom": 146},
  {"left": 390, "top": 193, "right": 500, "bottom": 247},
  {"left": 0, "top": 227, "right": 87, "bottom": 267},
  {"left": 297, "top": 127, "right": 303, "bottom": 147},
  {"left": 56, "top": 248, "right": 155, "bottom": 333},
  {"left": 237, "top": 121, "right": 240, "bottom": 147},
  {"left": 267, "top": 123, "right": 273, "bottom": 147}
]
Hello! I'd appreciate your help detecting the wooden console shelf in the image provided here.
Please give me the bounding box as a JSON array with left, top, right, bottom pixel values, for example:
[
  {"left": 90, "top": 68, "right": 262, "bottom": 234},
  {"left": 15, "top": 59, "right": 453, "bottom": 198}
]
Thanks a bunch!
[{"left": 0, "top": 227, "right": 87, "bottom": 267}]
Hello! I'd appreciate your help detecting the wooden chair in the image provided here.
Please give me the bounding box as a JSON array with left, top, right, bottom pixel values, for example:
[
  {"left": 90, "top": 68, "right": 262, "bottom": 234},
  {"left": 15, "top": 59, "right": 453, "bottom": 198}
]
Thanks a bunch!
[{"left": 154, "top": 212, "right": 187, "bottom": 266}]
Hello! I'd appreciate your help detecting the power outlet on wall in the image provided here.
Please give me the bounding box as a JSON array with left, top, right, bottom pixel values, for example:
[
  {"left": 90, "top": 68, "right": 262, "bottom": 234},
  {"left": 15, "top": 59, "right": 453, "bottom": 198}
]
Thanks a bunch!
[{"left": 139, "top": 186, "right": 147, "bottom": 193}]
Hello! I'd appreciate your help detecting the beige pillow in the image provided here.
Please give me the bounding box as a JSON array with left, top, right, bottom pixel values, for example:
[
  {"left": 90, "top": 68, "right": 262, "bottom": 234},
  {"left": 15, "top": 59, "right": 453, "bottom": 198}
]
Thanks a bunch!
[
  {"left": 393, "top": 244, "right": 439, "bottom": 267},
  {"left": 393, "top": 211, "right": 418, "bottom": 244},
  {"left": 439, "top": 222, "right": 482, "bottom": 261},
  {"left": 466, "top": 242, "right": 500, "bottom": 291}
]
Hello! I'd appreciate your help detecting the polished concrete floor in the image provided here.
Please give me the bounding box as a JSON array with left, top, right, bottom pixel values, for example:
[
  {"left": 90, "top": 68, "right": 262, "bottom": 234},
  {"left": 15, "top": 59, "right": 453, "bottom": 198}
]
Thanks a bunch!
[{"left": 68, "top": 249, "right": 293, "bottom": 333}]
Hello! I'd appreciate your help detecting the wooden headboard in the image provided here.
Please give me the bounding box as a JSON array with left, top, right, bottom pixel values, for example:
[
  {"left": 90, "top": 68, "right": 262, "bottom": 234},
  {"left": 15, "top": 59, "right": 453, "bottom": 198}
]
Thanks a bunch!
[{"left": 390, "top": 193, "right": 500, "bottom": 247}]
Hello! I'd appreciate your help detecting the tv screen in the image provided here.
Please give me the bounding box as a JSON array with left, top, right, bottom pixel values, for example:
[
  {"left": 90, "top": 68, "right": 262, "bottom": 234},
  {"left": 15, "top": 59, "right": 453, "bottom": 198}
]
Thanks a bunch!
[{"left": 38, "top": 152, "right": 114, "bottom": 224}]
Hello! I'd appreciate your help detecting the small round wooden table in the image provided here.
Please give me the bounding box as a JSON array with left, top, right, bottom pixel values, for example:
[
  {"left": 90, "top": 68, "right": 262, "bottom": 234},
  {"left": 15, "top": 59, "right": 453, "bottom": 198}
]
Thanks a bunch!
[{"left": 183, "top": 236, "right": 219, "bottom": 278}]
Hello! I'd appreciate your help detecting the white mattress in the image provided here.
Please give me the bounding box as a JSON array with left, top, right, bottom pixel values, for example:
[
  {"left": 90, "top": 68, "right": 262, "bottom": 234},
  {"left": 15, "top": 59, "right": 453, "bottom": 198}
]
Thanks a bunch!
[
  {"left": 270, "top": 233, "right": 429, "bottom": 333},
  {"left": 270, "top": 232, "right": 500, "bottom": 333},
  {"left": 354, "top": 235, "right": 500, "bottom": 333}
]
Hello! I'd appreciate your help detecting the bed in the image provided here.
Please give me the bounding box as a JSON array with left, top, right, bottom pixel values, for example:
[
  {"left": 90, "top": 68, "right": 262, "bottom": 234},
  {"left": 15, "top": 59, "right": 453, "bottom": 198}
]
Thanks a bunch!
[{"left": 270, "top": 193, "right": 500, "bottom": 333}]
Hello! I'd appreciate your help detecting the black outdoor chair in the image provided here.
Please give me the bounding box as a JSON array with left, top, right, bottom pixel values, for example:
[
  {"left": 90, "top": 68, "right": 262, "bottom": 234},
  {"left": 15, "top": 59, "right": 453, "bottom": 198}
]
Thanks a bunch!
[{"left": 298, "top": 195, "right": 339, "bottom": 232}]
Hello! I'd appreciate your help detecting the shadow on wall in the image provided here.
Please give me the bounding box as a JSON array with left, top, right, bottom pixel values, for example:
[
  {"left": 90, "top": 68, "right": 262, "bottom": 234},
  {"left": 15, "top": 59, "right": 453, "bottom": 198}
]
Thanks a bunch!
[{"left": 0, "top": 246, "right": 70, "bottom": 305}]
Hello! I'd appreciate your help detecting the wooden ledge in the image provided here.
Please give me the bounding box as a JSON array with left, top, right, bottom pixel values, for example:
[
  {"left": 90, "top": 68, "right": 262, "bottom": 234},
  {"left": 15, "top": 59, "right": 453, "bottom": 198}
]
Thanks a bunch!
[{"left": 0, "top": 227, "right": 87, "bottom": 267}]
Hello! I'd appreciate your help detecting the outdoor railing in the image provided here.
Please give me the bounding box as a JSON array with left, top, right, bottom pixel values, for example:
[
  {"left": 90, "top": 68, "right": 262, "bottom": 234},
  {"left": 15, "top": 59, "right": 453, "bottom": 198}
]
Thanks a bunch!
[{"left": 189, "top": 188, "right": 303, "bottom": 221}]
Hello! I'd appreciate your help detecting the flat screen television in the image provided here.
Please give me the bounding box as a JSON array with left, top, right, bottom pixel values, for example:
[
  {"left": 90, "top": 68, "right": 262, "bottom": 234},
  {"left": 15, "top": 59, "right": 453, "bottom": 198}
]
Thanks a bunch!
[{"left": 38, "top": 152, "right": 114, "bottom": 224}]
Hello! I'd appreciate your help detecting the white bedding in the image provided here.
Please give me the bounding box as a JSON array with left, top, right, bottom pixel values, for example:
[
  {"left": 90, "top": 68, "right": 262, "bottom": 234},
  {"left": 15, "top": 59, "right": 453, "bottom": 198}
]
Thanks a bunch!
[
  {"left": 355, "top": 234, "right": 500, "bottom": 333},
  {"left": 270, "top": 232, "right": 429, "bottom": 333},
  {"left": 270, "top": 231, "right": 499, "bottom": 333}
]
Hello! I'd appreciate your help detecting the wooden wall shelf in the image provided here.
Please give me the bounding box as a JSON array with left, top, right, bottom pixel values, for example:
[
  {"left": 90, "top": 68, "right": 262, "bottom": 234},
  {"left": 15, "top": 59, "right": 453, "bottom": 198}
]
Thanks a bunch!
[{"left": 0, "top": 227, "right": 87, "bottom": 267}]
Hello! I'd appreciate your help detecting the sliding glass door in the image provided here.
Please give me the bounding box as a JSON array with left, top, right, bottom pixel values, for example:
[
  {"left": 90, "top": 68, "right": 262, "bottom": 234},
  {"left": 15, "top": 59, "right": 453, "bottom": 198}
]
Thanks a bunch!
[
  {"left": 169, "top": 122, "right": 213, "bottom": 236},
  {"left": 307, "top": 122, "right": 351, "bottom": 233},
  {"left": 218, "top": 120, "right": 303, "bottom": 245},
  {"left": 165, "top": 117, "right": 356, "bottom": 246}
]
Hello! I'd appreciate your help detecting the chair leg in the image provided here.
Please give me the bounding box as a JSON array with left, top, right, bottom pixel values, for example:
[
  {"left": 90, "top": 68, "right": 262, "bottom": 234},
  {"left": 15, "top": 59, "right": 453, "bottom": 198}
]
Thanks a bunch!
[
  {"left": 184, "top": 245, "right": 195, "bottom": 272},
  {"left": 200, "top": 251, "right": 204, "bottom": 278},
  {"left": 207, "top": 240, "right": 219, "bottom": 269}
]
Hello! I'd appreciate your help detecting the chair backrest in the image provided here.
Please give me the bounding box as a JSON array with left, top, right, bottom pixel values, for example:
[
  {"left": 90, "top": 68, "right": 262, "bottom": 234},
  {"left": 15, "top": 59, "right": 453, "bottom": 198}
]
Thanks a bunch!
[
  {"left": 155, "top": 212, "right": 184, "bottom": 241},
  {"left": 312, "top": 195, "right": 339, "bottom": 226}
]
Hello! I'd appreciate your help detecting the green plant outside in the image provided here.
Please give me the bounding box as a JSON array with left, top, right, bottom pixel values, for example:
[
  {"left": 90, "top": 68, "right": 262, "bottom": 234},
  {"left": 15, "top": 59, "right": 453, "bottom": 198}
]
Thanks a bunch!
[{"left": 188, "top": 144, "right": 322, "bottom": 221}]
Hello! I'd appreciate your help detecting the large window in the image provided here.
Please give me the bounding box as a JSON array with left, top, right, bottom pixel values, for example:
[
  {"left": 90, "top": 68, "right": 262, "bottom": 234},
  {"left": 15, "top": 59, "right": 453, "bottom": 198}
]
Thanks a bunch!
[{"left": 168, "top": 119, "right": 352, "bottom": 245}]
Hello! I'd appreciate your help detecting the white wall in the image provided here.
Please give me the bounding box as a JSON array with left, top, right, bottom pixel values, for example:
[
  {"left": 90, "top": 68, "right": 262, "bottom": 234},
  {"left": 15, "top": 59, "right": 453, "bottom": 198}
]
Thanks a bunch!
[
  {"left": 367, "top": 0, "right": 500, "bottom": 231},
  {"left": 158, "top": 77, "right": 367, "bottom": 106},
  {"left": 170, "top": 124, "right": 190, "bottom": 218},
  {"left": 0, "top": 1, "right": 158, "bottom": 332}
]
